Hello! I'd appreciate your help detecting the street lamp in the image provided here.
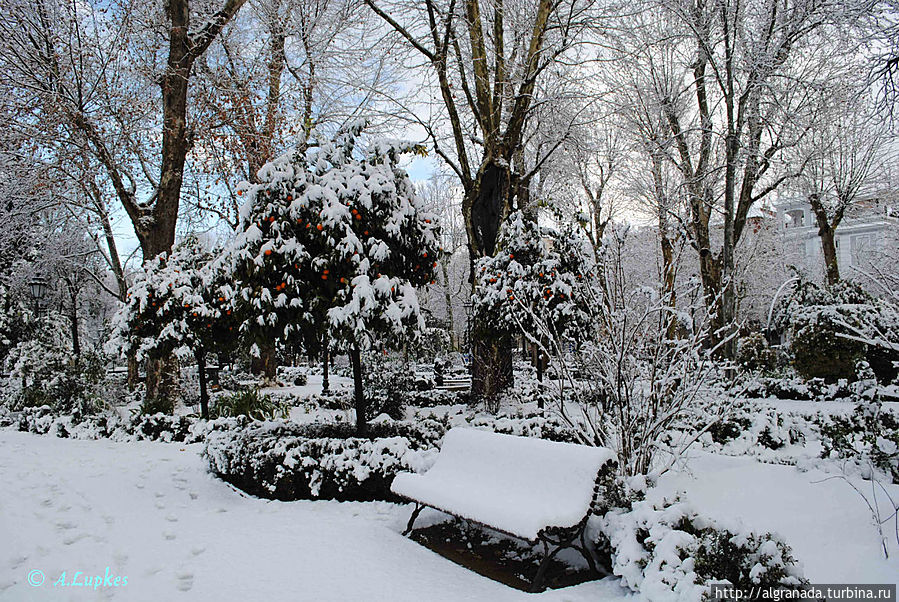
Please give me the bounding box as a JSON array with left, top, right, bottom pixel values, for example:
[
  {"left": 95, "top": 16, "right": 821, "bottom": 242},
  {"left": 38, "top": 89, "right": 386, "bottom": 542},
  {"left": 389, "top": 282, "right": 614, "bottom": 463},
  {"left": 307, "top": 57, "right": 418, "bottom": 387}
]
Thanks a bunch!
[{"left": 28, "top": 275, "right": 50, "bottom": 316}]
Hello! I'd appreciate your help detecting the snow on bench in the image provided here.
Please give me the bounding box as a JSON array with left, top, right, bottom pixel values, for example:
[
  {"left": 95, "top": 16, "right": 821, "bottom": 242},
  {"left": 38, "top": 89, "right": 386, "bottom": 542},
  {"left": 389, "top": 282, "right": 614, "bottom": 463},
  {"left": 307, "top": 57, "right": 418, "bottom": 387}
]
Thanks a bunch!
[{"left": 391, "top": 428, "right": 616, "bottom": 590}]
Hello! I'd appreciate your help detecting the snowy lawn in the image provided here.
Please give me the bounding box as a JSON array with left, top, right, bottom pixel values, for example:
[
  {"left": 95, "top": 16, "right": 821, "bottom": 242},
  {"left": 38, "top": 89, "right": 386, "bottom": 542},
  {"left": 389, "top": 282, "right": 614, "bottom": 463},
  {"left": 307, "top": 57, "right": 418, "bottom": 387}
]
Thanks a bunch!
[
  {"left": 657, "top": 450, "right": 899, "bottom": 584},
  {"left": 2, "top": 422, "right": 897, "bottom": 600},
  {"left": 0, "top": 430, "right": 627, "bottom": 601}
]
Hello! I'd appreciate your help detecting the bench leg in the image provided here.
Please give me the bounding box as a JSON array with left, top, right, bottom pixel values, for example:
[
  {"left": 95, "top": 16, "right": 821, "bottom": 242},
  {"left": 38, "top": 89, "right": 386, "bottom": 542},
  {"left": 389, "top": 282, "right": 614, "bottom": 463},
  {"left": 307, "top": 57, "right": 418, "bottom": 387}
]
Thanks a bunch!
[
  {"left": 531, "top": 539, "right": 563, "bottom": 593},
  {"left": 403, "top": 503, "right": 424, "bottom": 536}
]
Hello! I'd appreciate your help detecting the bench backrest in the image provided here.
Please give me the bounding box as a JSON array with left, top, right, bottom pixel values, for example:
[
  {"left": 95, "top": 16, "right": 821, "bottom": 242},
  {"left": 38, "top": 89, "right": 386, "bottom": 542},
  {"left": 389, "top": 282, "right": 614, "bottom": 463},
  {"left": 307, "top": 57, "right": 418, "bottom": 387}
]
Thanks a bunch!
[{"left": 412, "top": 428, "right": 616, "bottom": 539}]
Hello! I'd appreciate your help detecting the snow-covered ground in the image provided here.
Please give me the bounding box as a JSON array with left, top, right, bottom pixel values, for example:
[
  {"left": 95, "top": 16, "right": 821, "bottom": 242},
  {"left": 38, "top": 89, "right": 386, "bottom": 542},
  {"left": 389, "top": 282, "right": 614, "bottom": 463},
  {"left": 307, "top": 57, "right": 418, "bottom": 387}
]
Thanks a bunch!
[
  {"left": 658, "top": 450, "right": 899, "bottom": 584},
  {"left": 2, "top": 424, "right": 897, "bottom": 601},
  {"left": 0, "top": 430, "right": 629, "bottom": 602}
]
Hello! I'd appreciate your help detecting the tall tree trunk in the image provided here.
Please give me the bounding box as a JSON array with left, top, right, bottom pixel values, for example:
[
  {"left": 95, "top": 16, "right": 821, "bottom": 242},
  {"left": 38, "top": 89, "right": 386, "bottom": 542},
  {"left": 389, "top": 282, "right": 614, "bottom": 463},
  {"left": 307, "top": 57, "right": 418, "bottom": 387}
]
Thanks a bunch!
[
  {"left": 466, "top": 161, "right": 514, "bottom": 404},
  {"left": 142, "top": 0, "right": 247, "bottom": 406},
  {"left": 660, "top": 233, "right": 677, "bottom": 340},
  {"left": 349, "top": 346, "right": 366, "bottom": 435},
  {"left": 196, "top": 349, "right": 209, "bottom": 419},
  {"left": 145, "top": 356, "right": 179, "bottom": 413},
  {"left": 810, "top": 194, "right": 841, "bottom": 286},
  {"left": 66, "top": 280, "right": 80, "bottom": 357}
]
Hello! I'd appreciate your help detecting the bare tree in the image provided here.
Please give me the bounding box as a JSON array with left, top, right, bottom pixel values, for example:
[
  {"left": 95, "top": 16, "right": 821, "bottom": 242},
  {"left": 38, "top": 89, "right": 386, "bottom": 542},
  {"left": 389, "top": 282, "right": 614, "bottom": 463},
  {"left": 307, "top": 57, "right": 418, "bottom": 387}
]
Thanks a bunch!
[
  {"left": 0, "top": 0, "right": 248, "bottom": 402},
  {"left": 366, "top": 0, "right": 599, "bottom": 402},
  {"left": 798, "top": 92, "right": 893, "bottom": 285}
]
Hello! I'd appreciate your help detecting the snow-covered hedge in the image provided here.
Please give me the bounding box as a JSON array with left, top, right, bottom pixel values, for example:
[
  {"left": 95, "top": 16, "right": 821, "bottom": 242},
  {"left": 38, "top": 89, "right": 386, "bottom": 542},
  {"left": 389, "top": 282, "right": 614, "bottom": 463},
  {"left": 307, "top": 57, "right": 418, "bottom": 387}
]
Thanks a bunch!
[
  {"left": 11, "top": 406, "right": 240, "bottom": 443},
  {"left": 702, "top": 402, "right": 808, "bottom": 452},
  {"left": 464, "top": 412, "right": 580, "bottom": 444},
  {"left": 743, "top": 376, "right": 853, "bottom": 401},
  {"left": 204, "top": 420, "right": 441, "bottom": 501},
  {"left": 595, "top": 490, "right": 805, "bottom": 601}
]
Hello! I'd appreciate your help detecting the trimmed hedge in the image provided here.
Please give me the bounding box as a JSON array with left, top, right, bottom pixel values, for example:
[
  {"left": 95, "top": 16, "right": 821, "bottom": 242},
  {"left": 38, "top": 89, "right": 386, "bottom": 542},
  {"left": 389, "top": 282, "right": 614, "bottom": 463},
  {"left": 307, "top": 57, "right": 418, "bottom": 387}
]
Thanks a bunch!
[
  {"left": 12, "top": 405, "right": 246, "bottom": 443},
  {"left": 203, "top": 420, "right": 440, "bottom": 501}
]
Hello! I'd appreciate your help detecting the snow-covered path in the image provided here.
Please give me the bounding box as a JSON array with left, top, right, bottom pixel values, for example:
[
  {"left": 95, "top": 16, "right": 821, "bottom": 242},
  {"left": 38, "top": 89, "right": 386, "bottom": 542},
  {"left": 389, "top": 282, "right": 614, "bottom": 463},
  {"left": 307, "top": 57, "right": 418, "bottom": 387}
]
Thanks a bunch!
[{"left": 0, "top": 430, "right": 626, "bottom": 602}]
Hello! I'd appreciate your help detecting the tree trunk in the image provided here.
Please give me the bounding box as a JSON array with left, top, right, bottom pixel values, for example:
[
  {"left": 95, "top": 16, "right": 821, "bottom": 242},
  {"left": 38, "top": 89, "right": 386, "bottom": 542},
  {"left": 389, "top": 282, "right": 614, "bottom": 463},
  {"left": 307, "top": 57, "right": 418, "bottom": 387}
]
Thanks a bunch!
[
  {"left": 251, "top": 340, "right": 278, "bottom": 383},
  {"left": 471, "top": 329, "right": 513, "bottom": 412},
  {"left": 69, "top": 307, "right": 80, "bottom": 357},
  {"left": 810, "top": 195, "right": 841, "bottom": 286},
  {"left": 465, "top": 160, "right": 515, "bottom": 405},
  {"left": 349, "top": 346, "right": 366, "bottom": 435},
  {"left": 817, "top": 226, "right": 840, "bottom": 285},
  {"left": 127, "top": 354, "right": 140, "bottom": 391},
  {"left": 660, "top": 233, "right": 677, "bottom": 340},
  {"left": 196, "top": 349, "right": 209, "bottom": 419},
  {"left": 145, "top": 356, "right": 179, "bottom": 414}
]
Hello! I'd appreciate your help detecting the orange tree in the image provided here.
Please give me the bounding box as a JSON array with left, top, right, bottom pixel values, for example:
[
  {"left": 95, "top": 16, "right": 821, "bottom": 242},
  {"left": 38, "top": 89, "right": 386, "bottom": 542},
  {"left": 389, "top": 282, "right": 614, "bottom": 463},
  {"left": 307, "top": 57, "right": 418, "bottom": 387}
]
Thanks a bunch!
[
  {"left": 111, "top": 239, "right": 238, "bottom": 418},
  {"left": 472, "top": 212, "right": 595, "bottom": 408},
  {"left": 228, "top": 122, "right": 440, "bottom": 433}
]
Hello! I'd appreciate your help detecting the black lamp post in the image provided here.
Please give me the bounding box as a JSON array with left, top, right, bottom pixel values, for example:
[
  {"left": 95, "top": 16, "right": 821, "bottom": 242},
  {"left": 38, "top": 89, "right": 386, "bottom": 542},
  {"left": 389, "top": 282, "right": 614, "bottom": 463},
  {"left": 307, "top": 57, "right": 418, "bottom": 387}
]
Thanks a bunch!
[{"left": 28, "top": 275, "right": 49, "bottom": 316}]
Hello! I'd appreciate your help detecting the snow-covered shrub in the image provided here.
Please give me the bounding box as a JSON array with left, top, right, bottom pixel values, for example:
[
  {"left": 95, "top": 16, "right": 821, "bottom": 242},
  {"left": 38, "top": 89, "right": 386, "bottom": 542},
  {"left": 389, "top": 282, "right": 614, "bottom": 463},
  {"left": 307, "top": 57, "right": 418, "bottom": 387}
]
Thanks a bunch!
[
  {"left": 818, "top": 400, "right": 899, "bottom": 483},
  {"left": 464, "top": 410, "right": 580, "bottom": 443},
  {"left": 363, "top": 352, "right": 414, "bottom": 420},
  {"left": 777, "top": 279, "right": 899, "bottom": 383},
  {"left": 13, "top": 406, "right": 207, "bottom": 443},
  {"left": 736, "top": 333, "right": 778, "bottom": 373},
  {"left": 595, "top": 493, "right": 805, "bottom": 601},
  {"left": 406, "top": 388, "right": 467, "bottom": 408},
  {"left": 210, "top": 389, "right": 290, "bottom": 421},
  {"left": 3, "top": 338, "right": 107, "bottom": 415},
  {"left": 278, "top": 366, "right": 308, "bottom": 386},
  {"left": 204, "top": 420, "right": 440, "bottom": 501},
  {"left": 742, "top": 376, "right": 853, "bottom": 400},
  {"left": 550, "top": 231, "right": 725, "bottom": 476}
]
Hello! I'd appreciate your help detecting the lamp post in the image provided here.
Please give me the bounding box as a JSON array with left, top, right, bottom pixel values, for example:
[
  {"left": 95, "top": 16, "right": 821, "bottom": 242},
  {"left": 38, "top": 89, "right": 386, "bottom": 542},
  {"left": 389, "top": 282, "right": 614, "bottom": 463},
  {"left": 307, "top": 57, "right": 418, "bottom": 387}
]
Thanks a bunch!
[
  {"left": 27, "top": 275, "right": 50, "bottom": 317},
  {"left": 462, "top": 300, "right": 473, "bottom": 373}
]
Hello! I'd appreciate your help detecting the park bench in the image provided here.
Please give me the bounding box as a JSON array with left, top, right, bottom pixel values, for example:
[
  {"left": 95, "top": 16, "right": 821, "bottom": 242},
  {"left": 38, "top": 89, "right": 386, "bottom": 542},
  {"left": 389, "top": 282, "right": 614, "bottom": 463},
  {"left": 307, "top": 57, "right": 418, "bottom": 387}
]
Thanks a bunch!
[
  {"left": 434, "top": 376, "right": 471, "bottom": 392},
  {"left": 391, "top": 428, "right": 616, "bottom": 591}
]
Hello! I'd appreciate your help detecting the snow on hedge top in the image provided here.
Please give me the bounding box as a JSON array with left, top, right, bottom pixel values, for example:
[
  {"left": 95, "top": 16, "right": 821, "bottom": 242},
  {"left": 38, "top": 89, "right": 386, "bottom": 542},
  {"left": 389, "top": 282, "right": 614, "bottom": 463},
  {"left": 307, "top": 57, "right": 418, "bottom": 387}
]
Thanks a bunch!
[{"left": 391, "top": 428, "right": 616, "bottom": 541}]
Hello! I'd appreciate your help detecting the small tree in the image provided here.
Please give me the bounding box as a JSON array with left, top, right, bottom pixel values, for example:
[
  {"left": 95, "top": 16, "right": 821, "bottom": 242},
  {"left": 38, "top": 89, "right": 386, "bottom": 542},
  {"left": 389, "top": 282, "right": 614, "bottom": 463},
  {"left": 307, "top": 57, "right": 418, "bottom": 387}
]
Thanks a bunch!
[
  {"left": 228, "top": 122, "right": 440, "bottom": 433},
  {"left": 111, "top": 239, "right": 238, "bottom": 417},
  {"left": 472, "top": 212, "right": 595, "bottom": 410}
]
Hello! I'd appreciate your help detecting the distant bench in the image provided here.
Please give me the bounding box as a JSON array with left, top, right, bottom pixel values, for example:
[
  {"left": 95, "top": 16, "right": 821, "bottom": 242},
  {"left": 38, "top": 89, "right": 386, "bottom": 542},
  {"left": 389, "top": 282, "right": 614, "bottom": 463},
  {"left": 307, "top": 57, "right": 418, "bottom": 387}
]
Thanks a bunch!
[{"left": 391, "top": 428, "right": 616, "bottom": 591}]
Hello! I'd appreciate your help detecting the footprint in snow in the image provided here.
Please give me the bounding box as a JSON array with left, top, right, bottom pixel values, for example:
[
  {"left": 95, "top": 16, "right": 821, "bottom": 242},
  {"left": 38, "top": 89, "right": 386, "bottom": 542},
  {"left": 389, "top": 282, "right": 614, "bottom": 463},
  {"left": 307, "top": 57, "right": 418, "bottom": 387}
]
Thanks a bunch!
[
  {"left": 163, "top": 531, "right": 177, "bottom": 541},
  {"left": 175, "top": 571, "right": 194, "bottom": 592},
  {"left": 7, "top": 555, "right": 27, "bottom": 569},
  {"left": 63, "top": 533, "right": 90, "bottom": 546},
  {"left": 165, "top": 514, "right": 178, "bottom": 523},
  {"left": 55, "top": 520, "right": 77, "bottom": 531},
  {"left": 190, "top": 546, "right": 205, "bottom": 557}
]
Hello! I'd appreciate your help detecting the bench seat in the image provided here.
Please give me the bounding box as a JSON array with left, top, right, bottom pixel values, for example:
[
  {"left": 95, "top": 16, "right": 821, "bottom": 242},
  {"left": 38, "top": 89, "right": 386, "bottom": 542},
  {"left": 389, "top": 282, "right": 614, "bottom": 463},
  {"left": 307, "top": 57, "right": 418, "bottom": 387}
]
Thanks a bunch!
[{"left": 391, "top": 428, "right": 616, "bottom": 541}]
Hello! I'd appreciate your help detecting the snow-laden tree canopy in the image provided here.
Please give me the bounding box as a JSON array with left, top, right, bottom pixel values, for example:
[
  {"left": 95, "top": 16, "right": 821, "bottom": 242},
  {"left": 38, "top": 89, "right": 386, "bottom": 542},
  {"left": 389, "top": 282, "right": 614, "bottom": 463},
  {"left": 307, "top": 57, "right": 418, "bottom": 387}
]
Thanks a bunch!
[
  {"left": 109, "top": 238, "right": 238, "bottom": 362},
  {"left": 472, "top": 211, "right": 595, "bottom": 345},
  {"left": 227, "top": 121, "right": 441, "bottom": 354}
]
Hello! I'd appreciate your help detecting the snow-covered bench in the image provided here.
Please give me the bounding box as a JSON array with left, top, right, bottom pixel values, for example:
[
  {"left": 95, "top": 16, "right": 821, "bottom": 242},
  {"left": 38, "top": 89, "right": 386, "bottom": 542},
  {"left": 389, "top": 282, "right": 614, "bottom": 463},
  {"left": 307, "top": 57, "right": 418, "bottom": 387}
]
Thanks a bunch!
[{"left": 391, "top": 428, "right": 617, "bottom": 590}]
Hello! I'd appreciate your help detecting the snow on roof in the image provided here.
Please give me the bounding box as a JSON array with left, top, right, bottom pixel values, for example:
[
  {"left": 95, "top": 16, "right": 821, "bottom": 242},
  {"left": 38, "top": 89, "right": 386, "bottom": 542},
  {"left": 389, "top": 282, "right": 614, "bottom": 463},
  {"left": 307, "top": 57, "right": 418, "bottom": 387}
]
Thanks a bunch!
[{"left": 391, "top": 428, "right": 616, "bottom": 540}]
